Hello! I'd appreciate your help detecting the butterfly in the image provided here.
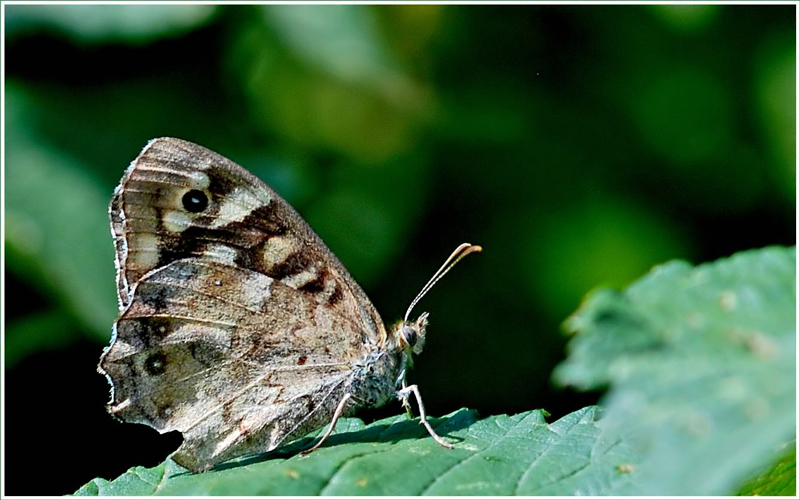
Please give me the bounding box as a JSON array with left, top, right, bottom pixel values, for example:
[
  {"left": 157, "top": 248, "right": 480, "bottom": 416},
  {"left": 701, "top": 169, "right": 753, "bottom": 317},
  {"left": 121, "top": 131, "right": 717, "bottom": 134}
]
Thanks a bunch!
[{"left": 98, "top": 137, "right": 481, "bottom": 472}]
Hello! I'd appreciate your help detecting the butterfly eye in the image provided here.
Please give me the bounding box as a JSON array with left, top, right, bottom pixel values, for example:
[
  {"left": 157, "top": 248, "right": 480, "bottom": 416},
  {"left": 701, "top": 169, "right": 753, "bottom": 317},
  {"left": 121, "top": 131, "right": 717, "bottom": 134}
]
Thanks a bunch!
[
  {"left": 401, "top": 324, "right": 418, "bottom": 348},
  {"left": 182, "top": 189, "right": 209, "bottom": 213}
]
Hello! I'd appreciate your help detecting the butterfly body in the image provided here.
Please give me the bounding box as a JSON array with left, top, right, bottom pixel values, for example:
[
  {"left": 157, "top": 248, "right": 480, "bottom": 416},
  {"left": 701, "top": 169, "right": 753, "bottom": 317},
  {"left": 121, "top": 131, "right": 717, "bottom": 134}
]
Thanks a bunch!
[{"left": 99, "top": 138, "right": 413, "bottom": 472}]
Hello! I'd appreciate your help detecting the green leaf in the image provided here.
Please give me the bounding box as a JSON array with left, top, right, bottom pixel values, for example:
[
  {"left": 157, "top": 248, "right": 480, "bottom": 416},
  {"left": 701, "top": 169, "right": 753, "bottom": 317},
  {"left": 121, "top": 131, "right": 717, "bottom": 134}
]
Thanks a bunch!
[
  {"left": 554, "top": 246, "right": 796, "bottom": 495},
  {"left": 738, "top": 446, "right": 796, "bottom": 496},
  {"left": 75, "top": 407, "right": 642, "bottom": 496}
]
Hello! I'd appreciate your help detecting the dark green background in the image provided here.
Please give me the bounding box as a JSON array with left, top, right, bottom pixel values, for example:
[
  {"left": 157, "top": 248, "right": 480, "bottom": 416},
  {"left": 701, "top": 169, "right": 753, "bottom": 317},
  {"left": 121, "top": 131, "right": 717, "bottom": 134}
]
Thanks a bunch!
[{"left": 3, "top": 4, "right": 795, "bottom": 495}]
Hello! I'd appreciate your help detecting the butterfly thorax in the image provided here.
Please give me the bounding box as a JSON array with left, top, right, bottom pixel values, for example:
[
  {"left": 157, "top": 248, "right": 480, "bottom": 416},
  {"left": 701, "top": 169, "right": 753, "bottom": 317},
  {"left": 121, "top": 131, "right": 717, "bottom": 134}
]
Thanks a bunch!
[{"left": 348, "top": 313, "right": 428, "bottom": 409}]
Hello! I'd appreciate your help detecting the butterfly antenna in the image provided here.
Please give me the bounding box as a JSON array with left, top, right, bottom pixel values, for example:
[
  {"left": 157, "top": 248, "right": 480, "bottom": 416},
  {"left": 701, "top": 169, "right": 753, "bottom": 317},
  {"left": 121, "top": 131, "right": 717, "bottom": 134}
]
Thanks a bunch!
[{"left": 404, "top": 243, "right": 482, "bottom": 322}]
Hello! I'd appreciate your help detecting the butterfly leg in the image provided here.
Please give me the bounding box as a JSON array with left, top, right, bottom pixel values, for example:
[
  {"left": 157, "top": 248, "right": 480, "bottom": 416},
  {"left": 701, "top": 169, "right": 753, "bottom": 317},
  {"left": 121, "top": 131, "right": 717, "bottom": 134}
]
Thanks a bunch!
[
  {"left": 400, "top": 388, "right": 414, "bottom": 417},
  {"left": 396, "top": 384, "right": 454, "bottom": 449},
  {"left": 302, "top": 392, "right": 352, "bottom": 454},
  {"left": 396, "top": 369, "right": 414, "bottom": 417}
]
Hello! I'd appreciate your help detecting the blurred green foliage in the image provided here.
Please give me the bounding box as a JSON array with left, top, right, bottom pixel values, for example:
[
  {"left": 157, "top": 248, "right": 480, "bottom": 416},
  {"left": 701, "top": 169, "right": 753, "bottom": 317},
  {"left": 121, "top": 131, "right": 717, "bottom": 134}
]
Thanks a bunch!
[{"left": 2, "top": 4, "right": 795, "bottom": 495}]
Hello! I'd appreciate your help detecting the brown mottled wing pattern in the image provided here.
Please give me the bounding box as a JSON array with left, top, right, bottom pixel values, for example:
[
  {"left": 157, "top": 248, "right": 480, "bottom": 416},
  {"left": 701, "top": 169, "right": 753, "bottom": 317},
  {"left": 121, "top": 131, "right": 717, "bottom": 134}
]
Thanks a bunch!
[{"left": 99, "top": 138, "right": 388, "bottom": 472}]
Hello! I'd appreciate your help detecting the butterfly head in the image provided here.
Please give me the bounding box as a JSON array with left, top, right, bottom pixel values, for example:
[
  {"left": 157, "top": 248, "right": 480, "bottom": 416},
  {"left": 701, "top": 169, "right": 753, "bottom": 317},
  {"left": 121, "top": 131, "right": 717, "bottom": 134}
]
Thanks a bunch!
[
  {"left": 394, "top": 312, "right": 429, "bottom": 357},
  {"left": 392, "top": 243, "right": 481, "bottom": 366},
  {"left": 386, "top": 243, "right": 481, "bottom": 383}
]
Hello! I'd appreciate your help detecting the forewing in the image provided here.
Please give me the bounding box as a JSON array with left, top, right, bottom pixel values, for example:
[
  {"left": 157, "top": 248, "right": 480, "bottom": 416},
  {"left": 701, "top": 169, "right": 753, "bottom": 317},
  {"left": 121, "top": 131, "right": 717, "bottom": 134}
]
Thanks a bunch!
[{"left": 109, "top": 137, "right": 382, "bottom": 342}]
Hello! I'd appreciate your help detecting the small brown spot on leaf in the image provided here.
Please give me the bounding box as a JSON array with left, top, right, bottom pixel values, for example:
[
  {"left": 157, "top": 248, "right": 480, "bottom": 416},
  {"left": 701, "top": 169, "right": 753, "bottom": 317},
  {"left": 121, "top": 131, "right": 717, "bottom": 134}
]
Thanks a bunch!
[
  {"left": 682, "top": 411, "right": 711, "bottom": 437},
  {"left": 746, "top": 331, "right": 777, "bottom": 359},
  {"left": 719, "top": 290, "right": 736, "bottom": 311},
  {"left": 686, "top": 311, "right": 703, "bottom": 328},
  {"left": 744, "top": 397, "right": 769, "bottom": 421},
  {"left": 616, "top": 463, "right": 634, "bottom": 473}
]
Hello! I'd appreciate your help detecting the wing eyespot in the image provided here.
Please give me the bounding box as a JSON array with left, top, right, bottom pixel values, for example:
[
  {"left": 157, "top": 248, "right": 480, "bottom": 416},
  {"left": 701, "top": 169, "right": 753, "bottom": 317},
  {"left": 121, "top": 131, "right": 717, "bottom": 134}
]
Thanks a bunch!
[
  {"left": 182, "top": 189, "right": 209, "bottom": 213},
  {"left": 144, "top": 352, "right": 168, "bottom": 376}
]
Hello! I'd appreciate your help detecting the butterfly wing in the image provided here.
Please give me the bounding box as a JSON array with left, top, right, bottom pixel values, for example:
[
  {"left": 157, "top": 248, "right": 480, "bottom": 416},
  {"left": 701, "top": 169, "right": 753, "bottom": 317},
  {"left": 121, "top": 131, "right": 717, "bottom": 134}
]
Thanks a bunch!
[
  {"left": 100, "top": 138, "right": 390, "bottom": 471},
  {"left": 101, "top": 260, "right": 368, "bottom": 471},
  {"left": 110, "top": 137, "right": 379, "bottom": 328}
]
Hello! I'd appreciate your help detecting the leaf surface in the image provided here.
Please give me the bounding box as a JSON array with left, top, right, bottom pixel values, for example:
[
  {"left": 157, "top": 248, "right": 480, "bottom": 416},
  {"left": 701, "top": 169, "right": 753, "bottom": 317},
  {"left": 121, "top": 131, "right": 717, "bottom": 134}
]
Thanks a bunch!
[
  {"left": 554, "top": 246, "right": 797, "bottom": 495},
  {"left": 76, "top": 407, "right": 640, "bottom": 496}
]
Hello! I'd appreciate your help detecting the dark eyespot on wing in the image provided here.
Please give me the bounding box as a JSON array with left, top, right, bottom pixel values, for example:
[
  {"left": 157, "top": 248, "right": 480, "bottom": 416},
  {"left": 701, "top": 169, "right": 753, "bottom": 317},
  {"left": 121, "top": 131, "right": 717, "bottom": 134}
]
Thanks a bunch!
[
  {"left": 182, "top": 189, "right": 209, "bottom": 213},
  {"left": 144, "top": 352, "right": 168, "bottom": 375}
]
